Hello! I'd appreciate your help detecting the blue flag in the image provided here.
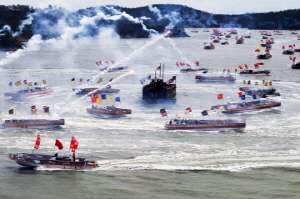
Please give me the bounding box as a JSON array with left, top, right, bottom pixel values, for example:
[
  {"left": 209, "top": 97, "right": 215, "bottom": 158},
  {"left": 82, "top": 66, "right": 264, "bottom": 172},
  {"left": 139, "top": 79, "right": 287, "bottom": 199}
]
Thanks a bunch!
[
  {"left": 147, "top": 75, "right": 151, "bottom": 80},
  {"left": 247, "top": 80, "right": 251, "bottom": 85},
  {"left": 201, "top": 110, "right": 208, "bottom": 116},
  {"left": 101, "top": 95, "right": 107, "bottom": 100},
  {"left": 252, "top": 95, "right": 257, "bottom": 99},
  {"left": 247, "top": 91, "right": 252, "bottom": 95},
  {"left": 241, "top": 95, "right": 246, "bottom": 100},
  {"left": 115, "top": 97, "right": 121, "bottom": 102}
]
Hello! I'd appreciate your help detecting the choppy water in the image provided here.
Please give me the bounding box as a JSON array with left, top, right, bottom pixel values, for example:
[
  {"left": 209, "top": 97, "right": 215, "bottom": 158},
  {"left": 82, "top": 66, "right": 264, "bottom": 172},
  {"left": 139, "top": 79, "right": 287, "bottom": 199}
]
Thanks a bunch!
[{"left": 1, "top": 28, "right": 300, "bottom": 199}]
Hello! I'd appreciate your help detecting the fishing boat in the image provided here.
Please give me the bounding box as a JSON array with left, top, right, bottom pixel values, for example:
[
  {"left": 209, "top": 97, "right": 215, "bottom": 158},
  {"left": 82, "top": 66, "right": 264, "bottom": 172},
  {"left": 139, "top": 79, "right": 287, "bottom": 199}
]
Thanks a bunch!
[
  {"left": 9, "top": 136, "right": 98, "bottom": 170},
  {"left": 142, "top": 64, "right": 176, "bottom": 101},
  {"left": 100, "top": 66, "right": 129, "bottom": 72},
  {"left": 72, "top": 87, "right": 120, "bottom": 95},
  {"left": 239, "top": 87, "right": 280, "bottom": 97},
  {"left": 9, "top": 153, "right": 98, "bottom": 169},
  {"left": 180, "top": 68, "right": 208, "bottom": 73},
  {"left": 239, "top": 69, "right": 270, "bottom": 75},
  {"left": 165, "top": 117, "right": 246, "bottom": 131},
  {"left": 210, "top": 99, "right": 281, "bottom": 114},
  {"left": 195, "top": 74, "right": 235, "bottom": 82},
  {"left": 1, "top": 119, "right": 65, "bottom": 129},
  {"left": 87, "top": 105, "right": 131, "bottom": 116},
  {"left": 4, "top": 85, "right": 53, "bottom": 98}
]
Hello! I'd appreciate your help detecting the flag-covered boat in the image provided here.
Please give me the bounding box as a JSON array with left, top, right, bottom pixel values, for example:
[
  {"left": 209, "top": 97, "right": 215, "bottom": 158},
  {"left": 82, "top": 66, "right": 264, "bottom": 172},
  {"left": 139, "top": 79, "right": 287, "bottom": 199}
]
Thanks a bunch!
[
  {"left": 72, "top": 87, "right": 120, "bottom": 95},
  {"left": 87, "top": 105, "right": 132, "bottom": 116},
  {"left": 100, "top": 66, "right": 129, "bottom": 72},
  {"left": 4, "top": 85, "right": 53, "bottom": 98},
  {"left": 142, "top": 64, "right": 176, "bottom": 101},
  {"left": 210, "top": 99, "right": 281, "bottom": 114},
  {"left": 180, "top": 68, "right": 208, "bottom": 73},
  {"left": 239, "top": 87, "right": 280, "bottom": 97},
  {"left": 195, "top": 74, "right": 235, "bottom": 82},
  {"left": 2, "top": 119, "right": 65, "bottom": 129},
  {"left": 9, "top": 136, "right": 98, "bottom": 170},
  {"left": 165, "top": 117, "right": 246, "bottom": 131}
]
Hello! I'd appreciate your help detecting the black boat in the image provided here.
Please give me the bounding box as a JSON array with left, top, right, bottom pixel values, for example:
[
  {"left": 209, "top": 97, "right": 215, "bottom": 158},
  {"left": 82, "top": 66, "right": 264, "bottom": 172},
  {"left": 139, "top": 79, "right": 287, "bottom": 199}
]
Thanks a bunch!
[
  {"left": 239, "top": 69, "right": 270, "bottom": 75},
  {"left": 142, "top": 64, "right": 176, "bottom": 101}
]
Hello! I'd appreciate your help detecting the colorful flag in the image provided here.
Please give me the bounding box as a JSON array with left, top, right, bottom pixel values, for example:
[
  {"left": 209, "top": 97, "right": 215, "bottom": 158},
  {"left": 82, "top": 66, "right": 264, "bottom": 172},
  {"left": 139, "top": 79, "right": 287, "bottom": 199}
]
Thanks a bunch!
[
  {"left": 15, "top": 81, "right": 21, "bottom": 86},
  {"left": 239, "top": 66, "right": 243, "bottom": 69},
  {"left": 147, "top": 75, "right": 151, "bottom": 80},
  {"left": 115, "top": 97, "right": 121, "bottom": 102},
  {"left": 241, "top": 95, "right": 246, "bottom": 100},
  {"left": 8, "top": 82, "right": 13, "bottom": 86},
  {"left": 185, "top": 107, "right": 192, "bottom": 112},
  {"left": 91, "top": 96, "right": 97, "bottom": 103},
  {"left": 96, "top": 62, "right": 99, "bottom": 66},
  {"left": 108, "top": 95, "right": 114, "bottom": 100},
  {"left": 55, "top": 139, "right": 63, "bottom": 150},
  {"left": 34, "top": 134, "right": 41, "bottom": 149},
  {"left": 252, "top": 95, "right": 257, "bottom": 99},
  {"left": 217, "top": 94, "right": 224, "bottom": 99},
  {"left": 28, "top": 82, "right": 33, "bottom": 86},
  {"left": 43, "top": 106, "right": 49, "bottom": 113},
  {"left": 79, "top": 78, "right": 83, "bottom": 82},
  {"left": 247, "top": 80, "right": 251, "bottom": 85},
  {"left": 96, "top": 97, "right": 102, "bottom": 103},
  {"left": 42, "top": 80, "right": 46, "bottom": 84},
  {"left": 254, "top": 64, "right": 259, "bottom": 69},
  {"left": 195, "top": 61, "right": 200, "bottom": 66},
  {"left": 201, "top": 110, "right": 208, "bottom": 116},
  {"left": 172, "top": 76, "right": 176, "bottom": 80},
  {"left": 269, "top": 81, "right": 272, "bottom": 86},
  {"left": 159, "top": 108, "right": 167, "bottom": 117},
  {"left": 70, "top": 136, "right": 78, "bottom": 152},
  {"left": 156, "top": 66, "right": 161, "bottom": 70},
  {"left": 97, "top": 78, "right": 103, "bottom": 83},
  {"left": 244, "top": 64, "right": 248, "bottom": 69},
  {"left": 23, "top": 80, "right": 27, "bottom": 84},
  {"left": 8, "top": 108, "right": 14, "bottom": 115},
  {"left": 101, "top": 95, "right": 107, "bottom": 100},
  {"left": 237, "top": 92, "right": 243, "bottom": 97},
  {"left": 31, "top": 105, "right": 37, "bottom": 114}
]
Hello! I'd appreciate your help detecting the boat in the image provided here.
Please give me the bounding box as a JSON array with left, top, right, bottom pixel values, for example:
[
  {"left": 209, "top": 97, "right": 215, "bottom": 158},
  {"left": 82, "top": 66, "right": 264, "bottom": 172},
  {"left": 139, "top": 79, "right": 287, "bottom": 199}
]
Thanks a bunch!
[
  {"left": 239, "top": 87, "right": 280, "bottom": 97},
  {"left": 210, "top": 99, "right": 281, "bottom": 114},
  {"left": 9, "top": 153, "right": 98, "bottom": 170},
  {"left": 165, "top": 117, "right": 246, "bottom": 131},
  {"left": 1, "top": 119, "right": 65, "bottom": 129},
  {"left": 72, "top": 87, "right": 120, "bottom": 95},
  {"left": 100, "top": 66, "right": 128, "bottom": 72},
  {"left": 203, "top": 42, "right": 215, "bottom": 49},
  {"left": 180, "top": 68, "right": 208, "bottom": 73},
  {"left": 142, "top": 64, "right": 176, "bottom": 101},
  {"left": 282, "top": 49, "right": 294, "bottom": 55},
  {"left": 239, "top": 69, "right": 270, "bottom": 75},
  {"left": 9, "top": 136, "right": 98, "bottom": 170},
  {"left": 195, "top": 74, "right": 235, "bottom": 82},
  {"left": 203, "top": 28, "right": 210, "bottom": 32},
  {"left": 236, "top": 36, "right": 244, "bottom": 44},
  {"left": 4, "top": 85, "right": 53, "bottom": 98},
  {"left": 292, "top": 61, "right": 300, "bottom": 69},
  {"left": 257, "top": 53, "right": 272, "bottom": 59},
  {"left": 87, "top": 105, "right": 132, "bottom": 116},
  {"left": 221, "top": 40, "right": 229, "bottom": 45}
]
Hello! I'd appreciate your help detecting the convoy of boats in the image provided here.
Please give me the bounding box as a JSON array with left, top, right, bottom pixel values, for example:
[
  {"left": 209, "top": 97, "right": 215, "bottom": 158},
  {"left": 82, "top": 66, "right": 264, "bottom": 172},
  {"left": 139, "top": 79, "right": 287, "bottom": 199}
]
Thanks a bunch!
[{"left": 5, "top": 28, "right": 292, "bottom": 169}]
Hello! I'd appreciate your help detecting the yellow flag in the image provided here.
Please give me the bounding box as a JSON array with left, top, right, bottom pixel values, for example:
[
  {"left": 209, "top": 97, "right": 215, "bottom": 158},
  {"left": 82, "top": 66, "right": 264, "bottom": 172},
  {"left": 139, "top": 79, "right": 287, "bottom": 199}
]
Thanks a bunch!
[
  {"left": 258, "top": 46, "right": 263, "bottom": 50},
  {"left": 96, "top": 97, "right": 102, "bottom": 103},
  {"left": 97, "top": 78, "right": 103, "bottom": 83},
  {"left": 255, "top": 82, "right": 259, "bottom": 86},
  {"left": 42, "top": 79, "right": 46, "bottom": 84},
  {"left": 79, "top": 78, "right": 83, "bottom": 82},
  {"left": 28, "top": 82, "right": 33, "bottom": 86},
  {"left": 108, "top": 95, "right": 114, "bottom": 100}
]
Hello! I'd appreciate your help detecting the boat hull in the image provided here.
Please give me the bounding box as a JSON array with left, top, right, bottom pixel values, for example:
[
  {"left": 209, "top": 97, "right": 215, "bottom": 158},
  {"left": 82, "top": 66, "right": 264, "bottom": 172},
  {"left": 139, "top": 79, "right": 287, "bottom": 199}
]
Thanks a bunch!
[
  {"left": 87, "top": 107, "right": 132, "bottom": 115},
  {"left": 223, "top": 103, "right": 281, "bottom": 114},
  {"left": 239, "top": 87, "right": 280, "bottom": 97},
  {"left": 2, "top": 119, "right": 65, "bottom": 129},
  {"left": 73, "top": 88, "right": 120, "bottom": 95},
  {"left": 4, "top": 89, "right": 53, "bottom": 97},
  {"left": 239, "top": 70, "right": 270, "bottom": 75},
  {"left": 165, "top": 119, "right": 246, "bottom": 130},
  {"left": 195, "top": 75, "right": 235, "bottom": 82},
  {"left": 9, "top": 153, "right": 98, "bottom": 170}
]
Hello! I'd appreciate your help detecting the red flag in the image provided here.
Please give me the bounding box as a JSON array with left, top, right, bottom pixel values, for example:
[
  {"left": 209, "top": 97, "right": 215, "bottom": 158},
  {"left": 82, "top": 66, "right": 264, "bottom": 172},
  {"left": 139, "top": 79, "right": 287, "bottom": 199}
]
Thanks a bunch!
[
  {"left": 95, "top": 62, "right": 99, "bottom": 66},
  {"left": 269, "top": 81, "right": 273, "bottom": 86},
  {"left": 195, "top": 61, "right": 200, "bottom": 66},
  {"left": 258, "top": 62, "right": 264, "bottom": 65},
  {"left": 254, "top": 64, "right": 259, "bottom": 69},
  {"left": 239, "top": 65, "right": 243, "bottom": 70},
  {"left": 156, "top": 66, "right": 161, "bottom": 70},
  {"left": 34, "top": 134, "right": 41, "bottom": 149},
  {"left": 70, "top": 137, "right": 79, "bottom": 152},
  {"left": 244, "top": 64, "right": 248, "bottom": 69},
  {"left": 227, "top": 69, "right": 230, "bottom": 73},
  {"left": 217, "top": 94, "right": 224, "bottom": 99},
  {"left": 99, "top": 61, "right": 102, "bottom": 65},
  {"left": 91, "top": 97, "right": 97, "bottom": 103},
  {"left": 185, "top": 107, "right": 192, "bottom": 112},
  {"left": 176, "top": 62, "right": 179, "bottom": 67},
  {"left": 255, "top": 49, "right": 260, "bottom": 53},
  {"left": 238, "top": 92, "right": 243, "bottom": 97},
  {"left": 282, "top": 46, "right": 285, "bottom": 50},
  {"left": 55, "top": 139, "right": 63, "bottom": 150}
]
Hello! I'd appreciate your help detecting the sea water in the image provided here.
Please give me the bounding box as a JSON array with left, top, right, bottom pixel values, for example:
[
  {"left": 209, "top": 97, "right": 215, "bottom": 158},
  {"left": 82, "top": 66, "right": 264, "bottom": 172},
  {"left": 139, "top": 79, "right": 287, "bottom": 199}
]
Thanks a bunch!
[{"left": 1, "top": 28, "right": 300, "bottom": 199}]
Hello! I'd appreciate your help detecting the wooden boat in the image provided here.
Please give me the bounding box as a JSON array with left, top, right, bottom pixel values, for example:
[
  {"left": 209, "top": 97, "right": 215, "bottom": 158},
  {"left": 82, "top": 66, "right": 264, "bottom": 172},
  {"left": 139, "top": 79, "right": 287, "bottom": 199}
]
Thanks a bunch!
[
  {"left": 72, "top": 87, "right": 120, "bottom": 95},
  {"left": 9, "top": 153, "right": 98, "bottom": 170},
  {"left": 239, "top": 69, "right": 270, "bottom": 75},
  {"left": 165, "top": 118, "right": 246, "bottom": 130},
  {"left": 195, "top": 75, "right": 235, "bottom": 82},
  {"left": 210, "top": 99, "right": 281, "bottom": 114},
  {"left": 180, "top": 68, "right": 208, "bottom": 73},
  {"left": 4, "top": 86, "right": 53, "bottom": 98},
  {"left": 100, "top": 66, "right": 128, "bottom": 72},
  {"left": 239, "top": 87, "right": 280, "bottom": 97},
  {"left": 87, "top": 105, "right": 131, "bottom": 116},
  {"left": 1, "top": 119, "right": 65, "bottom": 129}
]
